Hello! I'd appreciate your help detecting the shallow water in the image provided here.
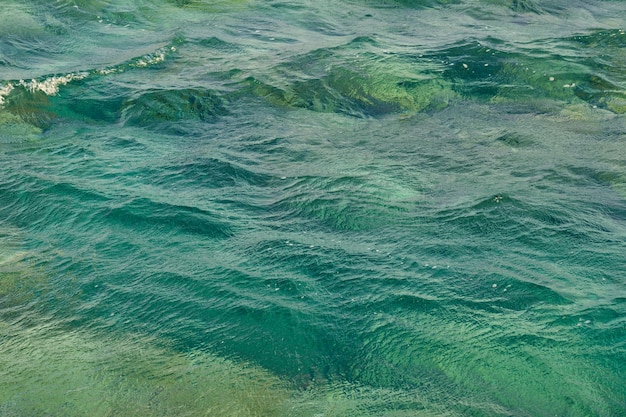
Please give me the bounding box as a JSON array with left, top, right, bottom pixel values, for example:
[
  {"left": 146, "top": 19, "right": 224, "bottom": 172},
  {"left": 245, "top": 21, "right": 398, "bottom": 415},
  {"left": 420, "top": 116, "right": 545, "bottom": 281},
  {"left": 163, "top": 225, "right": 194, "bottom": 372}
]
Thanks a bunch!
[{"left": 1, "top": 0, "right": 626, "bottom": 416}]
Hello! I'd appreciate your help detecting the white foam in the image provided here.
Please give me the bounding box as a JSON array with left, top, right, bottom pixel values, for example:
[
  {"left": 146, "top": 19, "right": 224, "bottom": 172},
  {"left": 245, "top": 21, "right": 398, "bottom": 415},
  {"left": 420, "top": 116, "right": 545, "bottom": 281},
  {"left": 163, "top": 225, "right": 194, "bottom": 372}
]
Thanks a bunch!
[
  {"left": 18, "top": 73, "right": 88, "bottom": 96},
  {"left": 132, "top": 49, "right": 167, "bottom": 68},
  {"left": 97, "top": 68, "right": 119, "bottom": 75},
  {"left": 1, "top": 45, "right": 175, "bottom": 105},
  {"left": 0, "top": 83, "right": 15, "bottom": 106}
]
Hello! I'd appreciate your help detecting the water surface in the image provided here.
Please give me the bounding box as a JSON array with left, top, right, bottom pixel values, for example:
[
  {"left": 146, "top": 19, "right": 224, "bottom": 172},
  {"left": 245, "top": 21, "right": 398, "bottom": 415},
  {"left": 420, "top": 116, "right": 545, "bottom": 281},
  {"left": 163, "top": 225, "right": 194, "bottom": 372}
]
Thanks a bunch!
[{"left": 1, "top": 0, "right": 625, "bottom": 416}]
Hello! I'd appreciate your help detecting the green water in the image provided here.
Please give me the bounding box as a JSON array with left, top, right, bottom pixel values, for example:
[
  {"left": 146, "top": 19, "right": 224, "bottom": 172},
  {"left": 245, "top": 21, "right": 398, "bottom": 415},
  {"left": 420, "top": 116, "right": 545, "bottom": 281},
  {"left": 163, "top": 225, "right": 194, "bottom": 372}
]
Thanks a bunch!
[{"left": 1, "top": 0, "right": 625, "bottom": 415}]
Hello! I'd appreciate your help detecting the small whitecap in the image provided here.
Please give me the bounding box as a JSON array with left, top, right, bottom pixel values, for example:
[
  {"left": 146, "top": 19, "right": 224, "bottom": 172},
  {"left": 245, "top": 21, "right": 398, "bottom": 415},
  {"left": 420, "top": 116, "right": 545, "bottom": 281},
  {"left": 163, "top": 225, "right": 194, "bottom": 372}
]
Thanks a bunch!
[
  {"left": 0, "top": 83, "right": 15, "bottom": 106},
  {"left": 18, "top": 73, "right": 87, "bottom": 96}
]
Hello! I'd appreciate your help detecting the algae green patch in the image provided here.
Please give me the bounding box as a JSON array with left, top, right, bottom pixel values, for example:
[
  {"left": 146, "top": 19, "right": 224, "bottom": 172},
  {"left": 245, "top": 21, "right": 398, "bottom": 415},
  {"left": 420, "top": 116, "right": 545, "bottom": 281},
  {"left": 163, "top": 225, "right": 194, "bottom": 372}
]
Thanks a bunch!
[
  {"left": 0, "top": 110, "right": 42, "bottom": 143},
  {"left": 0, "top": 268, "right": 45, "bottom": 310},
  {"left": 9, "top": 28, "right": 624, "bottom": 126},
  {"left": 121, "top": 88, "right": 228, "bottom": 126},
  {"left": 431, "top": 40, "right": 585, "bottom": 109},
  {"left": 0, "top": 224, "right": 460, "bottom": 417},
  {"left": 230, "top": 37, "right": 456, "bottom": 118},
  {"left": 0, "top": 223, "right": 448, "bottom": 417},
  {"left": 236, "top": 70, "right": 453, "bottom": 118},
  {"left": 0, "top": 322, "right": 291, "bottom": 417},
  {"left": 1, "top": 85, "right": 57, "bottom": 131},
  {"left": 232, "top": 29, "right": 625, "bottom": 119},
  {"left": 604, "top": 96, "right": 626, "bottom": 114},
  {"left": 597, "top": 169, "right": 626, "bottom": 201},
  {"left": 431, "top": 31, "right": 626, "bottom": 114},
  {"left": 0, "top": 318, "right": 464, "bottom": 417},
  {"left": 309, "top": 67, "right": 453, "bottom": 115}
]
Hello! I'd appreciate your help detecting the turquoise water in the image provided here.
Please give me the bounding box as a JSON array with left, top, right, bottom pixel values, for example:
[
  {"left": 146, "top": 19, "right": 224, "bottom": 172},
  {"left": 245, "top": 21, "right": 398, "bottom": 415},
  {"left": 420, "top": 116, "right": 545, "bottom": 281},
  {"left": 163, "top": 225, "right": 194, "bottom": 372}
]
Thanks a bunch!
[{"left": 1, "top": 0, "right": 626, "bottom": 415}]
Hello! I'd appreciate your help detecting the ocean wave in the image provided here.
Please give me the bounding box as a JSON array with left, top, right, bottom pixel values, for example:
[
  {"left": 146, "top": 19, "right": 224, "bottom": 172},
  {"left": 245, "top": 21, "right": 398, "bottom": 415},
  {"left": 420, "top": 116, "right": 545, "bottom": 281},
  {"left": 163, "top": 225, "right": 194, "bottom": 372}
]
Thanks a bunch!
[
  {"left": 2, "top": 1, "right": 625, "bottom": 416},
  {"left": 17, "top": 73, "right": 88, "bottom": 96},
  {"left": 0, "top": 44, "right": 178, "bottom": 131}
]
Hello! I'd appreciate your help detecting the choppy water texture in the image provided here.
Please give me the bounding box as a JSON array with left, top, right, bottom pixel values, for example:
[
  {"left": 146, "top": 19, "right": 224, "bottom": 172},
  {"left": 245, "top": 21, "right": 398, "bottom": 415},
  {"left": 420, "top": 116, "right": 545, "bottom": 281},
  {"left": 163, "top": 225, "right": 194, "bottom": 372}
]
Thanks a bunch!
[{"left": 1, "top": 0, "right": 626, "bottom": 416}]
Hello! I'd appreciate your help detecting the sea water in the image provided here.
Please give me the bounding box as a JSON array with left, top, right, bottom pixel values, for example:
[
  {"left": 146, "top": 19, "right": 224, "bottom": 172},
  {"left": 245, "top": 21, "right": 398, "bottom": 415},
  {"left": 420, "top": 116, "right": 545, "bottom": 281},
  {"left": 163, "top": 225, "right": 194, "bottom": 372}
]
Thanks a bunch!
[{"left": 1, "top": 0, "right": 625, "bottom": 416}]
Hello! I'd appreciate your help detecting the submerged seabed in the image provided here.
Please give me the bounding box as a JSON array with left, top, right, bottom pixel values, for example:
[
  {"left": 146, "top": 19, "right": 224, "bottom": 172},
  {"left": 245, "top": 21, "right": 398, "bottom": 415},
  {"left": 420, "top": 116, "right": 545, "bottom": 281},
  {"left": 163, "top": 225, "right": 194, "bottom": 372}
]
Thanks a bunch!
[{"left": 1, "top": 0, "right": 626, "bottom": 416}]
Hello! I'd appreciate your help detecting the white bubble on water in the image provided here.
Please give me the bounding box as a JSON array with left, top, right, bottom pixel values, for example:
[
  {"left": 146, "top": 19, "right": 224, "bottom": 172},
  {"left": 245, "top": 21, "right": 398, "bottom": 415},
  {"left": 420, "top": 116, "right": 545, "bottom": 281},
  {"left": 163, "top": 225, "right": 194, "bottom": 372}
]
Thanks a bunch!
[
  {"left": 18, "top": 73, "right": 88, "bottom": 95},
  {"left": 0, "top": 83, "right": 14, "bottom": 106}
]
